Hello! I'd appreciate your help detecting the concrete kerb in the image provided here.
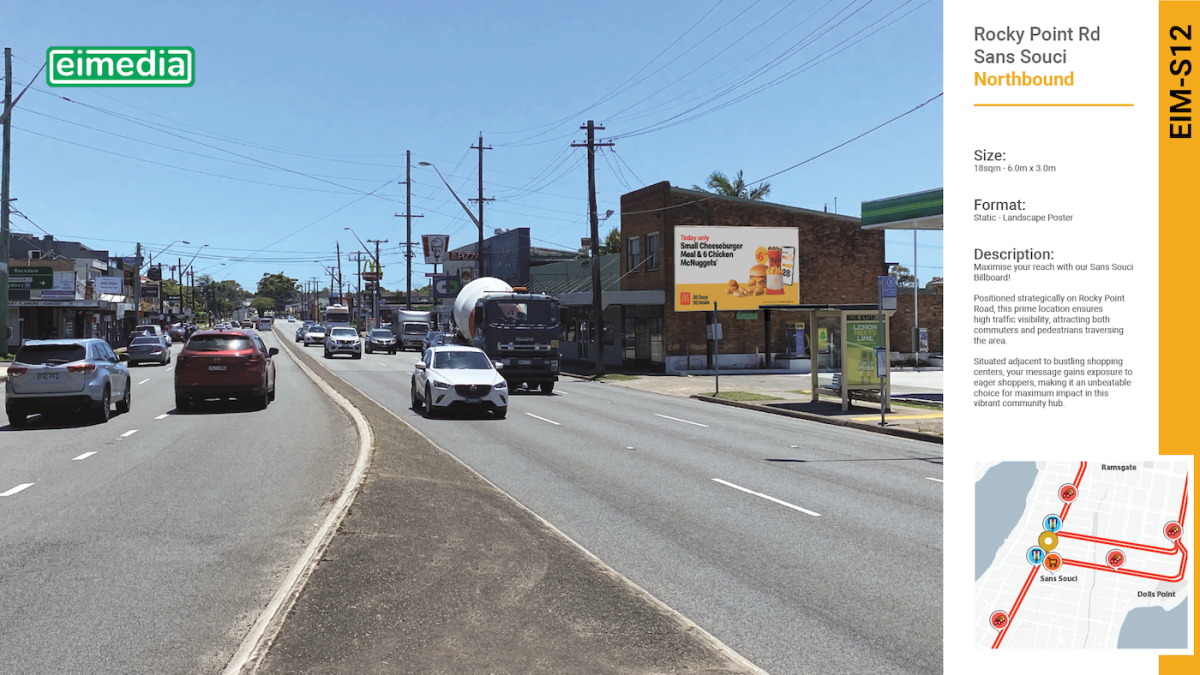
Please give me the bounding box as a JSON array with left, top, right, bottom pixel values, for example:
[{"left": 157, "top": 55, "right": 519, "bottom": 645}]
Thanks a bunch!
[
  {"left": 222, "top": 328, "right": 374, "bottom": 675},
  {"left": 691, "top": 394, "right": 943, "bottom": 444}
]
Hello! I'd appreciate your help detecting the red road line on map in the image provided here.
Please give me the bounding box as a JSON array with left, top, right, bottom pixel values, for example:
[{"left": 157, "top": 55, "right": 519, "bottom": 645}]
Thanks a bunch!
[
  {"left": 992, "top": 563, "right": 1040, "bottom": 648},
  {"left": 1180, "top": 473, "right": 1189, "bottom": 527},
  {"left": 1056, "top": 531, "right": 1179, "bottom": 555},
  {"left": 1061, "top": 541, "right": 1188, "bottom": 583}
]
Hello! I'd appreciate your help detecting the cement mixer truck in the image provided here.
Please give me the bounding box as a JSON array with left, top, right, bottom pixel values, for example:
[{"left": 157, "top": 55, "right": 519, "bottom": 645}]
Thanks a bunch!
[{"left": 452, "top": 277, "right": 561, "bottom": 393}]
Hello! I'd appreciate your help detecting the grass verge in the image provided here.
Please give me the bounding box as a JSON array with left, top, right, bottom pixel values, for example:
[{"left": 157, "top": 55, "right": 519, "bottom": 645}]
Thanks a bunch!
[{"left": 596, "top": 373, "right": 641, "bottom": 381}]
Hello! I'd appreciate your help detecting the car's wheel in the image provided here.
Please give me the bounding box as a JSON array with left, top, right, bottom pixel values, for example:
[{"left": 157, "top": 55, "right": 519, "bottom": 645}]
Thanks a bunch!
[
  {"left": 424, "top": 385, "right": 438, "bottom": 418},
  {"left": 411, "top": 380, "right": 420, "bottom": 410},
  {"left": 324, "top": 349, "right": 331, "bottom": 359},
  {"left": 495, "top": 407, "right": 507, "bottom": 419},
  {"left": 268, "top": 385, "right": 276, "bottom": 402},
  {"left": 116, "top": 380, "right": 131, "bottom": 413},
  {"left": 175, "top": 393, "right": 191, "bottom": 411},
  {"left": 253, "top": 391, "right": 269, "bottom": 410},
  {"left": 540, "top": 381, "right": 555, "bottom": 394},
  {"left": 353, "top": 352, "right": 362, "bottom": 360},
  {"left": 8, "top": 411, "right": 28, "bottom": 428},
  {"left": 95, "top": 386, "right": 111, "bottom": 423}
]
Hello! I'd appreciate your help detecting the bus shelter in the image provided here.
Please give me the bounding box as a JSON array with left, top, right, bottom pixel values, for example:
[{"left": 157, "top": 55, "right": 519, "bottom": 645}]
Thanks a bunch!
[{"left": 761, "top": 303, "right": 895, "bottom": 411}]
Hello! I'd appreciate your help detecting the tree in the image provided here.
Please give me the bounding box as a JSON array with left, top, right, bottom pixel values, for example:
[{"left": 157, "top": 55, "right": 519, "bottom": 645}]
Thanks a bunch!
[
  {"left": 889, "top": 264, "right": 917, "bottom": 288},
  {"left": 197, "top": 276, "right": 249, "bottom": 318},
  {"left": 693, "top": 170, "right": 770, "bottom": 201},
  {"left": 598, "top": 227, "right": 621, "bottom": 255},
  {"left": 250, "top": 296, "right": 276, "bottom": 315},
  {"left": 256, "top": 272, "right": 300, "bottom": 312}
]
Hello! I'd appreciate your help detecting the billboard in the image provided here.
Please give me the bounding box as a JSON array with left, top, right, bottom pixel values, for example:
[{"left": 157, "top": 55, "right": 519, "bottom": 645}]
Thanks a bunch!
[
  {"left": 431, "top": 274, "right": 463, "bottom": 299},
  {"left": 421, "top": 234, "right": 450, "bottom": 265},
  {"left": 843, "top": 314, "right": 884, "bottom": 387},
  {"left": 94, "top": 276, "right": 124, "bottom": 295},
  {"left": 673, "top": 226, "right": 798, "bottom": 311}
]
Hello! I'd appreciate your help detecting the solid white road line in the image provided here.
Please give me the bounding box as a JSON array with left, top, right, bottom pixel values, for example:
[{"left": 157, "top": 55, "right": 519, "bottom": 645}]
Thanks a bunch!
[
  {"left": 711, "top": 478, "right": 821, "bottom": 517},
  {"left": 72, "top": 452, "right": 97, "bottom": 461},
  {"left": 120, "top": 429, "right": 139, "bottom": 438},
  {"left": 524, "top": 413, "right": 562, "bottom": 426},
  {"left": 155, "top": 413, "right": 169, "bottom": 420},
  {"left": 1, "top": 483, "right": 35, "bottom": 497},
  {"left": 655, "top": 413, "right": 708, "bottom": 428},
  {"left": 138, "top": 379, "right": 150, "bottom": 385},
  {"left": 925, "top": 477, "right": 944, "bottom": 483}
]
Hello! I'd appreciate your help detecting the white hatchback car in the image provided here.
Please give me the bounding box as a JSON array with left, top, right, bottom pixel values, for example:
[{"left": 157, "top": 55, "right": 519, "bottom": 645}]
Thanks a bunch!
[{"left": 411, "top": 346, "right": 507, "bottom": 418}]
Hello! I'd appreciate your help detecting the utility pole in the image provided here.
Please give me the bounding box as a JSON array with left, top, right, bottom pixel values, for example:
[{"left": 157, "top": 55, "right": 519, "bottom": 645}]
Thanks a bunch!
[
  {"left": 134, "top": 243, "right": 142, "bottom": 324},
  {"left": 393, "top": 150, "right": 424, "bottom": 311},
  {"left": 1, "top": 48, "right": 13, "bottom": 356},
  {"left": 469, "top": 135, "right": 492, "bottom": 279},
  {"left": 571, "top": 121, "right": 614, "bottom": 375},
  {"left": 336, "top": 242, "right": 343, "bottom": 304}
]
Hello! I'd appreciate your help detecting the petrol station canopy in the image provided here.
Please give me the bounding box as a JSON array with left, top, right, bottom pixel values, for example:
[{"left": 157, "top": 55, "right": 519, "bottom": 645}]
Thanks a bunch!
[{"left": 860, "top": 188, "right": 943, "bottom": 230}]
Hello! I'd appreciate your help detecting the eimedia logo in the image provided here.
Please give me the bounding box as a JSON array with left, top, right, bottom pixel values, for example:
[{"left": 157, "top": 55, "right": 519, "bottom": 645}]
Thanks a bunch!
[
  {"left": 47, "top": 47, "right": 195, "bottom": 87},
  {"left": 679, "top": 292, "right": 691, "bottom": 306}
]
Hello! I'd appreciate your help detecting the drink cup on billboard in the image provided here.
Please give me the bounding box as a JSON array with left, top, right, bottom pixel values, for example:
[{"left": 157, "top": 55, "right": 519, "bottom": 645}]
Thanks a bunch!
[{"left": 765, "top": 247, "right": 784, "bottom": 295}]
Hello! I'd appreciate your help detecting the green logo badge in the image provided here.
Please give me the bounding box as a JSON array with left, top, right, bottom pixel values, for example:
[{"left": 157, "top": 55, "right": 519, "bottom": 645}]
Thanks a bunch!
[{"left": 46, "top": 47, "right": 194, "bottom": 87}]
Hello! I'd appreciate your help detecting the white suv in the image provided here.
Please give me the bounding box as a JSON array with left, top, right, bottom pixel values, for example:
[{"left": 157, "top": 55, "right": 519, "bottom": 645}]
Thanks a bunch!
[
  {"left": 324, "top": 326, "right": 362, "bottom": 359},
  {"left": 5, "top": 339, "right": 132, "bottom": 427},
  {"left": 411, "top": 346, "right": 507, "bottom": 418}
]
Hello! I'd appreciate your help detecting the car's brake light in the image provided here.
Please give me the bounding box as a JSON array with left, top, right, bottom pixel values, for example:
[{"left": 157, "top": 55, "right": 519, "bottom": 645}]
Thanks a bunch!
[
  {"left": 66, "top": 363, "right": 97, "bottom": 373},
  {"left": 7, "top": 365, "right": 27, "bottom": 375}
]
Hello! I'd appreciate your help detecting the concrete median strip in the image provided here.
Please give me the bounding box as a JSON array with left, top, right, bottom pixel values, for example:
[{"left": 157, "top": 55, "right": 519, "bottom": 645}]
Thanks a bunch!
[
  {"left": 222, "top": 330, "right": 373, "bottom": 675},
  {"left": 247, "top": 325, "right": 768, "bottom": 674}
]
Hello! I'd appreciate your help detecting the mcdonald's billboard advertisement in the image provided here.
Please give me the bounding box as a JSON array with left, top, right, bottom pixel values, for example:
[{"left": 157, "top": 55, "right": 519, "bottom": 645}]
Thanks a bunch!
[{"left": 673, "top": 226, "right": 798, "bottom": 312}]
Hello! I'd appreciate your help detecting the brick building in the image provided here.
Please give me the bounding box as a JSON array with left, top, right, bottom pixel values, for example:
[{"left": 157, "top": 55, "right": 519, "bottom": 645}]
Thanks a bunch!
[{"left": 596, "top": 182, "right": 887, "bottom": 373}]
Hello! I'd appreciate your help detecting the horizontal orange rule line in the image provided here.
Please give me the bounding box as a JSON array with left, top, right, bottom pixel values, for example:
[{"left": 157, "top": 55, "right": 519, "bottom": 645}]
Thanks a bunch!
[{"left": 974, "top": 103, "right": 1134, "bottom": 107}]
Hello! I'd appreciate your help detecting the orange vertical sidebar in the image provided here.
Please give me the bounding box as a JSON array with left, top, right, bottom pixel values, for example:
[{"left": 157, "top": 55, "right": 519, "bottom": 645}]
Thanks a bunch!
[{"left": 1160, "top": 2, "right": 1198, "bottom": 672}]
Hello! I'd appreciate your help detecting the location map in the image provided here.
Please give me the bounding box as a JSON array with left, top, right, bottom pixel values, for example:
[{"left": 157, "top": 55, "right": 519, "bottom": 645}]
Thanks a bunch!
[{"left": 975, "top": 460, "right": 1192, "bottom": 649}]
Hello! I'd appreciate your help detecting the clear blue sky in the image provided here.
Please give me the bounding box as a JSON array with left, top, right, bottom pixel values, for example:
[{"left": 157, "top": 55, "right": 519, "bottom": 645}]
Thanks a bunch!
[{"left": 6, "top": 0, "right": 943, "bottom": 295}]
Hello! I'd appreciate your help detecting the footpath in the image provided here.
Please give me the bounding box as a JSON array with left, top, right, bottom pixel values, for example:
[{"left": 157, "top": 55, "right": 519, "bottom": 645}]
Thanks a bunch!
[
  {"left": 561, "top": 366, "right": 944, "bottom": 444},
  {"left": 251, "top": 331, "right": 761, "bottom": 674}
]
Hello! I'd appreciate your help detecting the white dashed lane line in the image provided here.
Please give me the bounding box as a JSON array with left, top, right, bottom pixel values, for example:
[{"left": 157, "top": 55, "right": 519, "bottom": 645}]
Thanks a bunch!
[
  {"left": 138, "top": 379, "right": 150, "bottom": 385},
  {"left": 655, "top": 413, "right": 708, "bottom": 428},
  {"left": 925, "top": 477, "right": 943, "bottom": 483},
  {"left": 164, "top": 367, "right": 173, "bottom": 372},
  {"left": 1, "top": 483, "right": 35, "bottom": 497},
  {"left": 120, "top": 429, "right": 139, "bottom": 438},
  {"left": 72, "top": 452, "right": 97, "bottom": 461},
  {"left": 155, "top": 413, "right": 169, "bottom": 420},
  {"left": 524, "top": 413, "right": 562, "bottom": 426},
  {"left": 712, "top": 478, "right": 821, "bottom": 517}
]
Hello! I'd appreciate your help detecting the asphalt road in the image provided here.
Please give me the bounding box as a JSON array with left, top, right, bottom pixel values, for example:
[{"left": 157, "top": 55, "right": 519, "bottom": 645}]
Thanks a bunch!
[
  {"left": 296, "top": 330, "right": 943, "bottom": 675},
  {"left": 0, "top": 331, "right": 357, "bottom": 674}
]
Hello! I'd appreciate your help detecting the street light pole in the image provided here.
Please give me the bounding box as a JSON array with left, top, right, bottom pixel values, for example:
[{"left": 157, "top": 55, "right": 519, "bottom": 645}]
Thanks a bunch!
[{"left": 419, "top": 161, "right": 485, "bottom": 280}]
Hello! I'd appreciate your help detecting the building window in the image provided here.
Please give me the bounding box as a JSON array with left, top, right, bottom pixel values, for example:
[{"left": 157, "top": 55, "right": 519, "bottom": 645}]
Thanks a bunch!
[
  {"left": 627, "top": 237, "right": 641, "bottom": 273},
  {"left": 645, "top": 232, "right": 660, "bottom": 270}
]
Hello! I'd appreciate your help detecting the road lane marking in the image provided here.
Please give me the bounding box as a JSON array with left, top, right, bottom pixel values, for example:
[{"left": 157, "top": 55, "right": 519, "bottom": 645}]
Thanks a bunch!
[
  {"left": 73, "top": 452, "right": 97, "bottom": 461},
  {"left": 120, "top": 429, "right": 139, "bottom": 438},
  {"left": 378, "top": 362, "right": 388, "bottom": 366},
  {"left": 155, "top": 413, "right": 169, "bottom": 420},
  {"left": 711, "top": 478, "right": 821, "bottom": 517},
  {"left": 165, "top": 367, "right": 173, "bottom": 372},
  {"left": 1, "top": 483, "right": 35, "bottom": 497},
  {"left": 925, "top": 477, "right": 944, "bottom": 483},
  {"left": 524, "top": 413, "right": 561, "bottom": 426},
  {"left": 655, "top": 413, "right": 708, "bottom": 428},
  {"left": 138, "top": 378, "right": 150, "bottom": 385}
]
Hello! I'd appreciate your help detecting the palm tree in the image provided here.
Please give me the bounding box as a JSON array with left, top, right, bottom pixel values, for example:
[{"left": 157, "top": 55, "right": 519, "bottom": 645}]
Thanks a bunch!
[{"left": 693, "top": 170, "right": 771, "bottom": 201}]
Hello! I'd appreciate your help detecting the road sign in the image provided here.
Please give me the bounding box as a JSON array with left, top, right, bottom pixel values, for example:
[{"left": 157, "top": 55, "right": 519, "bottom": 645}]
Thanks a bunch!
[
  {"left": 734, "top": 311, "right": 757, "bottom": 320},
  {"left": 878, "top": 275, "right": 897, "bottom": 311},
  {"left": 8, "top": 265, "right": 53, "bottom": 290},
  {"left": 706, "top": 323, "right": 723, "bottom": 340},
  {"left": 431, "top": 275, "right": 463, "bottom": 299}
]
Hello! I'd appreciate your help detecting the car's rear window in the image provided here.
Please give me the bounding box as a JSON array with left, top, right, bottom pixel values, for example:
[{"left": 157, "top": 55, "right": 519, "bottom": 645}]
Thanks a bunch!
[
  {"left": 186, "top": 336, "right": 253, "bottom": 352},
  {"left": 16, "top": 344, "right": 88, "bottom": 365},
  {"left": 403, "top": 323, "right": 428, "bottom": 334},
  {"left": 131, "top": 337, "right": 161, "bottom": 346}
]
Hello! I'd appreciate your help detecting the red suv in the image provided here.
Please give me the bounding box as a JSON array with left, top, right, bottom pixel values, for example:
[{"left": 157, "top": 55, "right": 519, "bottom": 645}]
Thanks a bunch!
[{"left": 174, "top": 330, "right": 277, "bottom": 411}]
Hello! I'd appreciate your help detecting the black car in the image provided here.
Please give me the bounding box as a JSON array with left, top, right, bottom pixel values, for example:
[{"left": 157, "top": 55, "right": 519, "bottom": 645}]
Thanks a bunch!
[
  {"left": 421, "top": 330, "right": 446, "bottom": 355},
  {"left": 365, "top": 329, "right": 397, "bottom": 354}
]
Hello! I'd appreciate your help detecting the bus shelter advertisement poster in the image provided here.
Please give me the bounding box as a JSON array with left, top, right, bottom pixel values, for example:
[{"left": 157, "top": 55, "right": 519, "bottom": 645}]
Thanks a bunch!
[{"left": 673, "top": 225, "right": 799, "bottom": 312}]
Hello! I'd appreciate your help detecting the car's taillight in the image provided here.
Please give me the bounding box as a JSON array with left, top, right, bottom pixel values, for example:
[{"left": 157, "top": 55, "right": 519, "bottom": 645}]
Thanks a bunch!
[
  {"left": 7, "top": 365, "right": 27, "bottom": 376},
  {"left": 67, "top": 363, "right": 97, "bottom": 373}
]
